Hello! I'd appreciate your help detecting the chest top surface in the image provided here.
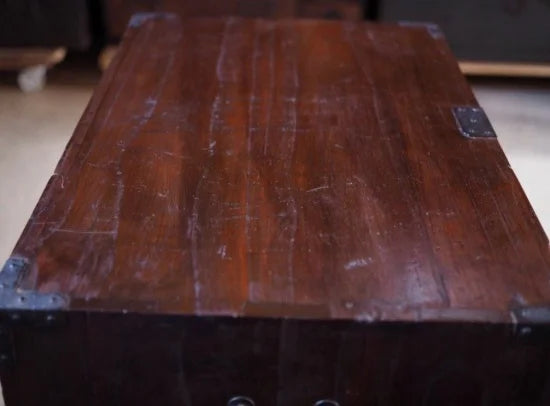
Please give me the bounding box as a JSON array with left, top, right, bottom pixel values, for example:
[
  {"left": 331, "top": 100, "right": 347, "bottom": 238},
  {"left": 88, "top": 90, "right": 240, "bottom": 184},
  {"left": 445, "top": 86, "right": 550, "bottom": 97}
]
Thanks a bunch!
[{"left": 5, "top": 15, "right": 550, "bottom": 322}]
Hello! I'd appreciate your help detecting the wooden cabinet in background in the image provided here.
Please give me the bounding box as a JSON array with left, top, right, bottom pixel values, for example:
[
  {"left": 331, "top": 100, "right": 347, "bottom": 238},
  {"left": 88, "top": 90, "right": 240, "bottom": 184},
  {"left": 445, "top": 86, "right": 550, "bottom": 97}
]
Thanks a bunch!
[{"left": 377, "top": 0, "right": 550, "bottom": 62}]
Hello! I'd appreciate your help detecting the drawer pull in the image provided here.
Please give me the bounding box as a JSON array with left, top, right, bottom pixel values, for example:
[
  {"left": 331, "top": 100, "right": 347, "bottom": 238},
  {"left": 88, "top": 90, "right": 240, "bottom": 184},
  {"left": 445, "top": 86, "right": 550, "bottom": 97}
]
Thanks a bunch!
[
  {"left": 227, "top": 396, "right": 255, "bottom": 406},
  {"left": 315, "top": 401, "right": 340, "bottom": 406}
]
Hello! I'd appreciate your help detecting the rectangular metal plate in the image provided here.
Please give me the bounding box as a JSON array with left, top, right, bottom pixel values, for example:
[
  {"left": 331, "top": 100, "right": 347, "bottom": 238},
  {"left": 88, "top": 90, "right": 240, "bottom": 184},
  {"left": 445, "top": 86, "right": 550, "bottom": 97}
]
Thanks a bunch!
[
  {"left": 0, "top": 257, "right": 68, "bottom": 311},
  {"left": 0, "top": 257, "right": 28, "bottom": 289},
  {"left": 452, "top": 106, "right": 497, "bottom": 139}
]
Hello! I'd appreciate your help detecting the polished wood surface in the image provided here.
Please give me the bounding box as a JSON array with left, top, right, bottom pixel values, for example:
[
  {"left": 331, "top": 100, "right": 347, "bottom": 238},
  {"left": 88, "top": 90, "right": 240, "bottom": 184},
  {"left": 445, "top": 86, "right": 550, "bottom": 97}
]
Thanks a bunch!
[
  {"left": 10, "top": 15, "right": 550, "bottom": 321},
  {"left": 4, "top": 15, "right": 550, "bottom": 406}
]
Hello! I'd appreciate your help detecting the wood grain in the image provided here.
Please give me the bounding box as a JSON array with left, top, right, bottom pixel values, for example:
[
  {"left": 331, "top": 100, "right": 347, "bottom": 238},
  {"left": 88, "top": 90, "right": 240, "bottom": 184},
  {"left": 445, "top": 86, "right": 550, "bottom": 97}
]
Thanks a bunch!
[
  {"left": 9, "top": 15, "right": 550, "bottom": 322},
  {"left": 3, "top": 15, "right": 550, "bottom": 406}
]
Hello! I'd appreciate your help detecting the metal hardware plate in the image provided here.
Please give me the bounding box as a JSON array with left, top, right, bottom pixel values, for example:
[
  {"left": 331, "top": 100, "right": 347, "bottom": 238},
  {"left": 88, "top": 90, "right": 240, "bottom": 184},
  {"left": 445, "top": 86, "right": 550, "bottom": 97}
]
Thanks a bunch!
[
  {"left": 452, "top": 106, "right": 497, "bottom": 139},
  {"left": 129, "top": 12, "right": 177, "bottom": 28},
  {"left": 0, "top": 290, "right": 67, "bottom": 311},
  {"left": 0, "top": 257, "right": 28, "bottom": 289},
  {"left": 0, "top": 257, "right": 68, "bottom": 311},
  {"left": 227, "top": 396, "right": 255, "bottom": 406}
]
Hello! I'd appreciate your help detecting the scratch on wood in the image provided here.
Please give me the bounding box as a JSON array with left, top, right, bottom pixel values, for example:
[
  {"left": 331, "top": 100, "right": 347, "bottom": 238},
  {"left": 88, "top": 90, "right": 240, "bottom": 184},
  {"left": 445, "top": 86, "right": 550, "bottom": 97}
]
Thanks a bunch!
[
  {"left": 216, "top": 18, "right": 234, "bottom": 82},
  {"left": 344, "top": 23, "right": 375, "bottom": 88},
  {"left": 344, "top": 257, "right": 373, "bottom": 270},
  {"left": 283, "top": 24, "right": 299, "bottom": 301},
  {"left": 246, "top": 22, "right": 261, "bottom": 300},
  {"left": 189, "top": 192, "right": 203, "bottom": 309},
  {"left": 51, "top": 229, "right": 115, "bottom": 236},
  {"left": 264, "top": 23, "right": 275, "bottom": 155},
  {"left": 306, "top": 185, "right": 329, "bottom": 193},
  {"left": 191, "top": 20, "right": 233, "bottom": 309},
  {"left": 33, "top": 24, "right": 158, "bottom": 250}
]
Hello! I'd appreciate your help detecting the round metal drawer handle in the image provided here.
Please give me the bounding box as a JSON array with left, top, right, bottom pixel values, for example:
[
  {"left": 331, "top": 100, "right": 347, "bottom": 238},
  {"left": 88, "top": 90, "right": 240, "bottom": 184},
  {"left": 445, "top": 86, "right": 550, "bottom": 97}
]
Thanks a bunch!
[
  {"left": 227, "top": 396, "right": 255, "bottom": 406},
  {"left": 314, "top": 400, "right": 340, "bottom": 406}
]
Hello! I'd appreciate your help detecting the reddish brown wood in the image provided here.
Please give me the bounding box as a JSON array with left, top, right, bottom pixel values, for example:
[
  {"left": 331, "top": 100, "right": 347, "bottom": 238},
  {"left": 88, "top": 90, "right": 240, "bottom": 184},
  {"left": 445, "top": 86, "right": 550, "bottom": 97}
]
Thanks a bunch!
[
  {"left": 2, "top": 15, "right": 550, "bottom": 405},
  {"left": 12, "top": 15, "right": 550, "bottom": 321}
]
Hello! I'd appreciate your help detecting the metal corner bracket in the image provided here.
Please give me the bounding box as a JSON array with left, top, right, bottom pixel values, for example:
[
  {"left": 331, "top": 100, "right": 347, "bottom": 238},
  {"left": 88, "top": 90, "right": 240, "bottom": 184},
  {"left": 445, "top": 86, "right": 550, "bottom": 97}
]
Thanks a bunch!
[
  {"left": 128, "top": 12, "right": 178, "bottom": 28},
  {"left": 0, "top": 257, "right": 68, "bottom": 369},
  {"left": 511, "top": 306, "right": 550, "bottom": 324},
  {"left": 452, "top": 106, "right": 497, "bottom": 139},
  {"left": 0, "top": 257, "right": 68, "bottom": 311},
  {"left": 510, "top": 305, "right": 550, "bottom": 344}
]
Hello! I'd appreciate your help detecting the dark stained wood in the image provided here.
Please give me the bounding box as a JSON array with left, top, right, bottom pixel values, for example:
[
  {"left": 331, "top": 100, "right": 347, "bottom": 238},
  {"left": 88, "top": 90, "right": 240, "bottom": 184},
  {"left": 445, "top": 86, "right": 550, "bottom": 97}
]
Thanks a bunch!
[
  {"left": 0, "top": 313, "right": 89, "bottom": 405},
  {"left": 12, "top": 15, "right": 550, "bottom": 321},
  {"left": 2, "top": 15, "right": 550, "bottom": 405},
  {"left": 4, "top": 313, "right": 550, "bottom": 405}
]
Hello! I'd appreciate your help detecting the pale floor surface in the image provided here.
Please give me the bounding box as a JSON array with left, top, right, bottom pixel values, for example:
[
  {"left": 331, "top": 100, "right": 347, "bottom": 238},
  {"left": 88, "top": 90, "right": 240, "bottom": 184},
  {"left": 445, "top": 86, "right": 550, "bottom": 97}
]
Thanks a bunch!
[
  {"left": 472, "top": 79, "right": 550, "bottom": 238},
  {"left": 0, "top": 69, "right": 549, "bottom": 405}
]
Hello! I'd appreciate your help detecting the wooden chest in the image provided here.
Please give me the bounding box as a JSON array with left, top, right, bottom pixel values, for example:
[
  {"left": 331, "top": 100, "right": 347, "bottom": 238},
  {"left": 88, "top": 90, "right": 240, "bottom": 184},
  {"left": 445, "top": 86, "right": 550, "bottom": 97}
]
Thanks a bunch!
[
  {"left": 102, "top": 0, "right": 363, "bottom": 40},
  {"left": 2, "top": 15, "right": 550, "bottom": 406}
]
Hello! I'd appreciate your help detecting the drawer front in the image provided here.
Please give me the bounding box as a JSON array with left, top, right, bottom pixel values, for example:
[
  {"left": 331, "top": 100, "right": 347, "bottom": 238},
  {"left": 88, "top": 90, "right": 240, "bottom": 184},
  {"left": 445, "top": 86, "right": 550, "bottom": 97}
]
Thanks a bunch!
[{"left": 4, "top": 314, "right": 550, "bottom": 405}]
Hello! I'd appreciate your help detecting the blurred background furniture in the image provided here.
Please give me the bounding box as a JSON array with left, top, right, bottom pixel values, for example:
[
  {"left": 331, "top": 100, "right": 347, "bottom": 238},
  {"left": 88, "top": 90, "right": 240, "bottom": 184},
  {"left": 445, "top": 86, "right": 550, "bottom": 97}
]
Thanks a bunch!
[
  {"left": 102, "top": 0, "right": 363, "bottom": 42},
  {"left": 376, "top": 0, "right": 550, "bottom": 62},
  {"left": 0, "top": 0, "right": 90, "bottom": 91},
  {"left": 376, "top": 0, "right": 550, "bottom": 77},
  {"left": 0, "top": 0, "right": 91, "bottom": 49},
  {"left": 1, "top": 0, "right": 550, "bottom": 82},
  {"left": 0, "top": 47, "right": 66, "bottom": 92}
]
